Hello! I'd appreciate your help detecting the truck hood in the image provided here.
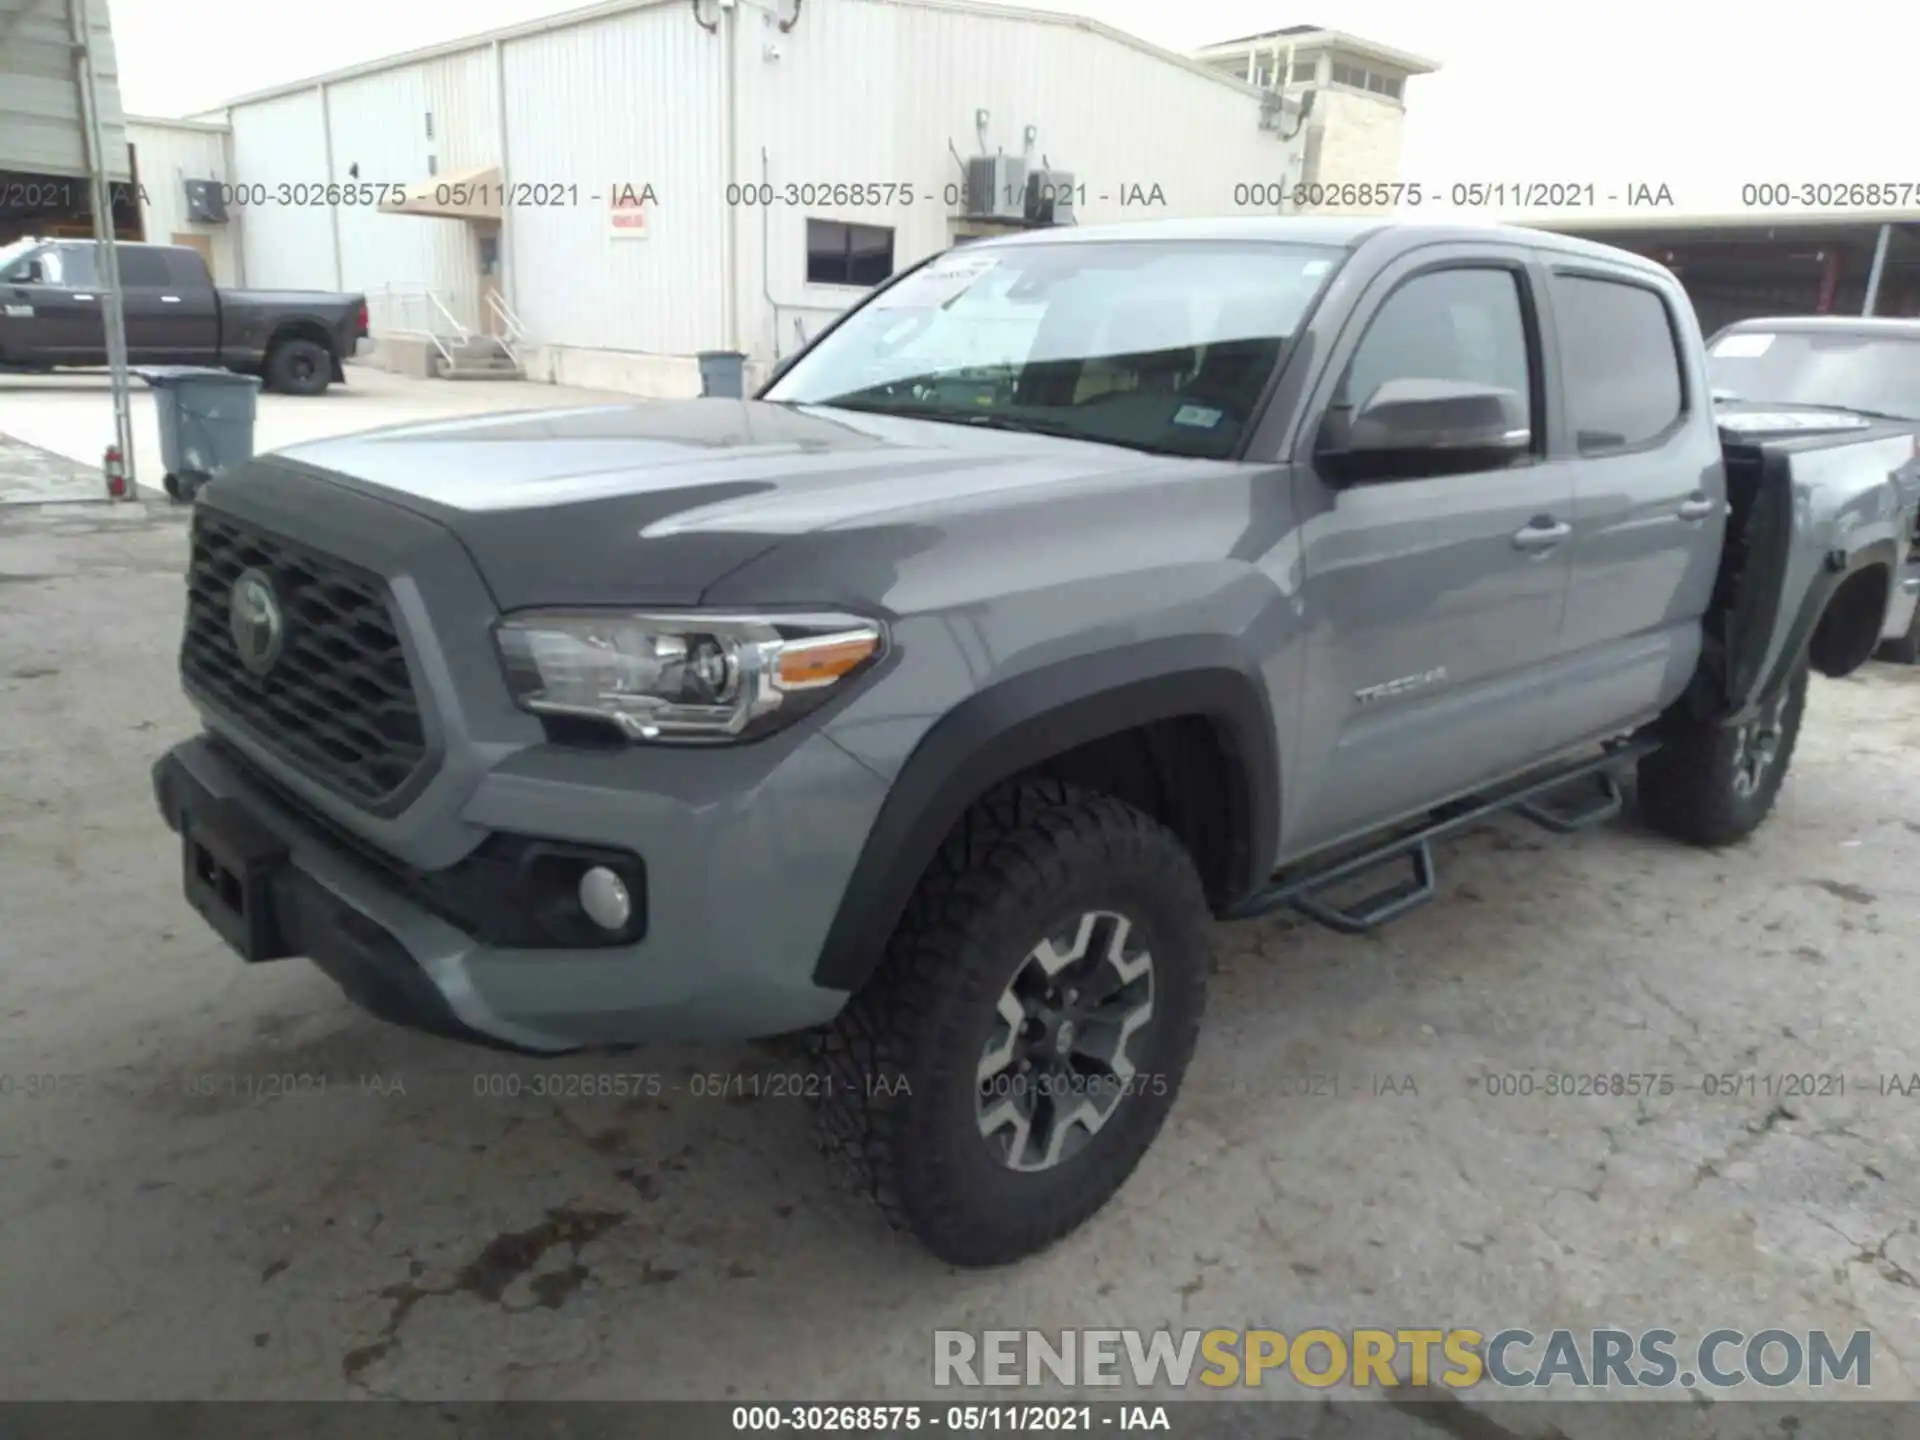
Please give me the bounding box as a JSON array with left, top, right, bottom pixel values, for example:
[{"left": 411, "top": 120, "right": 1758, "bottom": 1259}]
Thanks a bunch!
[{"left": 262, "top": 398, "right": 1164, "bottom": 609}]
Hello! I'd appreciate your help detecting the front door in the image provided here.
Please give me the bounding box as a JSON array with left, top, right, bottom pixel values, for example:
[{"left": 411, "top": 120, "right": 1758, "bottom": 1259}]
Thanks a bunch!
[
  {"left": 474, "top": 221, "right": 502, "bottom": 336},
  {"left": 1281, "top": 248, "right": 1578, "bottom": 854},
  {"left": 6, "top": 244, "right": 106, "bottom": 364}
]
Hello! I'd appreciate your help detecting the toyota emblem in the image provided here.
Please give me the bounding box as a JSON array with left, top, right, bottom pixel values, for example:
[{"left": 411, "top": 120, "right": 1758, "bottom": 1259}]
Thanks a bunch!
[{"left": 229, "top": 568, "right": 285, "bottom": 675}]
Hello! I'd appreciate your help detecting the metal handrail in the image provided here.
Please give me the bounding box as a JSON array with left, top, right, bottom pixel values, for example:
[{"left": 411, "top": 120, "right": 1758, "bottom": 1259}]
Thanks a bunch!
[
  {"left": 366, "top": 283, "right": 471, "bottom": 370},
  {"left": 484, "top": 291, "right": 528, "bottom": 366}
]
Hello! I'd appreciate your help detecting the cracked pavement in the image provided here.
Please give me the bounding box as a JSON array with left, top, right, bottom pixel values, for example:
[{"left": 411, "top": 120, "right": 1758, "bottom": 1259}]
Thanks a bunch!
[{"left": 1, "top": 492, "right": 1917, "bottom": 1422}]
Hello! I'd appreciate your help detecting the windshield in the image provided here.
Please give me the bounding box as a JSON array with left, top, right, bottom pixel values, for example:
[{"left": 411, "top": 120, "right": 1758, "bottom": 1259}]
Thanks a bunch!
[
  {"left": 763, "top": 240, "right": 1346, "bottom": 459},
  {"left": 1708, "top": 328, "right": 1920, "bottom": 421}
]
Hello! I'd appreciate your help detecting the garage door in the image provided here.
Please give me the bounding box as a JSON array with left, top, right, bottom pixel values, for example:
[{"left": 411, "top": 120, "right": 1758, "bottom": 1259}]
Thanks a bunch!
[{"left": 0, "top": 0, "right": 129, "bottom": 183}]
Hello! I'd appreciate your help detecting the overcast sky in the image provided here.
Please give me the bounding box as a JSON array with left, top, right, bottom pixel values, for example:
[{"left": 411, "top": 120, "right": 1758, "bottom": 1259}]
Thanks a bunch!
[{"left": 106, "top": 0, "right": 1916, "bottom": 213}]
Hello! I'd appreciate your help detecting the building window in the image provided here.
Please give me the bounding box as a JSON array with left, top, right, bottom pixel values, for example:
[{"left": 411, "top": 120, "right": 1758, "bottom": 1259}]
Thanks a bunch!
[
  {"left": 806, "top": 219, "right": 894, "bottom": 287},
  {"left": 1330, "top": 60, "right": 1404, "bottom": 98}
]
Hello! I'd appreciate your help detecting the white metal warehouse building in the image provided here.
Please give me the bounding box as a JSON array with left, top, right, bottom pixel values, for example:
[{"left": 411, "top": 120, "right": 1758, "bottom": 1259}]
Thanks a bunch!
[{"left": 130, "top": 0, "right": 1309, "bottom": 395}]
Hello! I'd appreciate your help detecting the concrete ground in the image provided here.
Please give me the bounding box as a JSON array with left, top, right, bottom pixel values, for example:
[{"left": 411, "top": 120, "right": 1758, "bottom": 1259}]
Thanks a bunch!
[
  {"left": 0, "top": 362, "right": 635, "bottom": 504},
  {"left": 1, "top": 474, "right": 1918, "bottom": 1422}
]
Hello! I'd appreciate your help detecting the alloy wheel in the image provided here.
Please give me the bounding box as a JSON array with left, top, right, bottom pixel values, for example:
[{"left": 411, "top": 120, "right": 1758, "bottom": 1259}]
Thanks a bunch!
[
  {"left": 975, "top": 910, "right": 1155, "bottom": 1173},
  {"left": 1731, "top": 688, "right": 1790, "bottom": 798}
]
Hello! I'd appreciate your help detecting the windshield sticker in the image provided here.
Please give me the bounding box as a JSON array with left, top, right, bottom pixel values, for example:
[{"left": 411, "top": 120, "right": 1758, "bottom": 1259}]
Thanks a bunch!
[
  {"left": 1172, "top": 404, "right": 1224, "bottom": 429},
  {"left": 873, "top": 254, "right": 1000, "bottom": 310},
  {"left": 1302, "top": 260, "right": 1332, "bottom": 277},
  {"left": 1713, "top": 332, "right": 1775, "bottom": 358}
]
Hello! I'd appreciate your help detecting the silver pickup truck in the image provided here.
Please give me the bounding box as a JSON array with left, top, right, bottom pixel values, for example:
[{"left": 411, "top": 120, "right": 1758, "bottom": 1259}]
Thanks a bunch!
[
  {"left": 1705, "top": 313, "right": 1920, "bottom": 661},
  {"left": 151, "top": 218, "right": 1920, "bottom": 1267}
]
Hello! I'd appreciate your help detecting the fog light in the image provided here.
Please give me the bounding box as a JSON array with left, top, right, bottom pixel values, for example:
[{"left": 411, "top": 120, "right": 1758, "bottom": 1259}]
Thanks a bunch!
[{"left": 578, "top": 866, "right": 632, "bottom": 932}]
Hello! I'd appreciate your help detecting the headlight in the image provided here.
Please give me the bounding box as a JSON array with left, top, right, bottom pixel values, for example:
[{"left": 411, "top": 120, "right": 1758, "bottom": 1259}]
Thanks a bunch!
[{"left": 494, "top": 610, "right": 885, "bottom": 743}]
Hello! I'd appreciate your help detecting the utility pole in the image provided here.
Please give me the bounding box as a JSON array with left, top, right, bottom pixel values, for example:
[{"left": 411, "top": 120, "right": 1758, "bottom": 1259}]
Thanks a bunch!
[{"left": 68, "top": 0, "right": 137, "bottom": 497}]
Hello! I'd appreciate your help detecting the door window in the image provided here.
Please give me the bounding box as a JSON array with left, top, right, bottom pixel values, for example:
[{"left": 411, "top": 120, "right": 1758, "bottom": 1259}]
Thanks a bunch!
[
  {"left": 1550, "top": 274, "right": 1685, "bottom": 453},
  {"left": 43, "top": 245, "right": 99, "bottom": 288},
  {"left": 1340, "top": 266, "right": 1534, "bottom": 429},
  {"left": 116, "top": 248, "right": 173, "bottom": 288}
]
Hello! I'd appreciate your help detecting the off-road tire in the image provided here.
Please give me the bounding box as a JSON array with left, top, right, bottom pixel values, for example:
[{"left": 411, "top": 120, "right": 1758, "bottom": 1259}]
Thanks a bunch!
[
  {"left": 1637, "top": 657, "right": 1809, "bottom": 847},
  {"left": 265, "top": 338, "right": 332, "bottom": 396},
  {"left": 813, "top": 780, "right": 1210, "bottom": 1267},
  {"left": 1875, "top": 609, "right": 1920, "bottom": 665}
]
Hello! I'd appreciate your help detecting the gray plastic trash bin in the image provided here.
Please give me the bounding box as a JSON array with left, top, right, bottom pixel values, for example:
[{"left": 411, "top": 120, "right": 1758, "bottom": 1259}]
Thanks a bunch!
[
  {"left": 697, "top": 350, "right": 748, "bottom": 399},
  {"left": 135, "top": 366, "right": 263, "bottom": 502}
]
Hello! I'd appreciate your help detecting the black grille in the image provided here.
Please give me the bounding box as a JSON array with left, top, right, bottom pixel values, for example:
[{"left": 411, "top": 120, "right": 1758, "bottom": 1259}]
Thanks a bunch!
[{"left": 182, "top": 511, "right": 428, "bottom": 806}]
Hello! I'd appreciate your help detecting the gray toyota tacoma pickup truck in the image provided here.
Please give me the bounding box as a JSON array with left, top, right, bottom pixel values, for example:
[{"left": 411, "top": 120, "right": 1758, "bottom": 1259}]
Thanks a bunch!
[{"left": 152, "top": 218, "right": 1920, "bottom": 1267}]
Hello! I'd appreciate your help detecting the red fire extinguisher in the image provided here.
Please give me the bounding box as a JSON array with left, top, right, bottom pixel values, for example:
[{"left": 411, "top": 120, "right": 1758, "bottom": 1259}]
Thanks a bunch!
[{"left": 104, "top": 445, "right": 127, "bottom": 500}]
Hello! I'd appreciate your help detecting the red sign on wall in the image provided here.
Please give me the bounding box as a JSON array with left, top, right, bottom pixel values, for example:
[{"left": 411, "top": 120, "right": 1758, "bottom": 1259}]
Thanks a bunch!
[{"left": 609, "top": 183, "right": 654, "bottom": 239}]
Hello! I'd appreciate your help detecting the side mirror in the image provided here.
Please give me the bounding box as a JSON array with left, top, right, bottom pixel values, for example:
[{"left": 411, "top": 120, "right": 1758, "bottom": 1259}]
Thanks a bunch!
[
  {"left": 765, "top": 351, "right": 801, "bottom": 388},
  {"left": 1318, "top": 377, "right": 1531, "bottom": 483}
]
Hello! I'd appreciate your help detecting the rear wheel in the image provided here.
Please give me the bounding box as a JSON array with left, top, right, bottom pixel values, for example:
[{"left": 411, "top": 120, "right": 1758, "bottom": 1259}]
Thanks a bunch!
[
  {"left": 265, "top": 338, "right": 332, "bottom": 395},
  {"left": 1637, "top": 657, "right": 1809, "bottom": 847},
  {"left": 813, "top": 781, "right": 1209, "bottom": 1267}
]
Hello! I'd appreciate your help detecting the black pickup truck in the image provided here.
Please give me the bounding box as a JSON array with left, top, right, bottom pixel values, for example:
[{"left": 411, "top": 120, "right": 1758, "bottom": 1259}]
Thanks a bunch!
[{"left": 0, "top": 238, "right": 366, "bottom": 395}]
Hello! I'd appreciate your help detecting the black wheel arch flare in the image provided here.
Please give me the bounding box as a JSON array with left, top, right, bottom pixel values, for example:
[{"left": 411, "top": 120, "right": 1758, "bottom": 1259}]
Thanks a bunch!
[{"left": 810, "top": 636, "right": 1280, "bottom": 993}]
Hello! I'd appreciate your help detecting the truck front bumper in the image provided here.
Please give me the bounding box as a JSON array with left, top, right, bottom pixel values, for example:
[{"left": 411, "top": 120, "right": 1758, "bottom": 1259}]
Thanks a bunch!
[{"left": 153, "top": 732, "right": 883, "bottom": 1052}]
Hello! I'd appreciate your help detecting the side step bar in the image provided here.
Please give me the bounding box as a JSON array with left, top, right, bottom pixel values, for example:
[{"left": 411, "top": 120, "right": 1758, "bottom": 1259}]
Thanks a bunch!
[{"left": 1225, "top": 739, "right": 1661, "bottom": 936}]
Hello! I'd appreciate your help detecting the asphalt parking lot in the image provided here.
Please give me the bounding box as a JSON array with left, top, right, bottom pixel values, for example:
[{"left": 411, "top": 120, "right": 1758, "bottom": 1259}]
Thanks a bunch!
[{"left": 1, "top": 450, "right": 1918, "bottom": 1418}]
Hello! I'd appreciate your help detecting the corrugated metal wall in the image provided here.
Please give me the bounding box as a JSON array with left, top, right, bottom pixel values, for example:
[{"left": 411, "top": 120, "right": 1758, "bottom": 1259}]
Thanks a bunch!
[
  {"left": 124, "top": 121, "right": 239, "bottom": 283},
  {"left": 224, "top": 52, "right": 495, "bottom": 315},
  {"left": 209, "top": 0, "right": 1298, "bottom": 363},
  {"left": 1, "top": 0, "right": 129, "bottom": 181},
  {"left": 500, "top": 4, "right": 727, "bottom": 355},
  {"left": 734, "top": 0, "right": 1300, "bottom": 361},
  {"left": 228, "top": 91, "right": 335, "bottom": 289}
]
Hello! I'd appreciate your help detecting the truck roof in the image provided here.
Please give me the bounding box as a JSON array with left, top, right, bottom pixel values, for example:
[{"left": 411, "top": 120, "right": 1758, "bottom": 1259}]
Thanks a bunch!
[
  {"left": 971, "top": 215, "right": 1675, "bottom": 278},
  {"left": 1715, "top": 314, "right": 1920, "bottom": 340}
]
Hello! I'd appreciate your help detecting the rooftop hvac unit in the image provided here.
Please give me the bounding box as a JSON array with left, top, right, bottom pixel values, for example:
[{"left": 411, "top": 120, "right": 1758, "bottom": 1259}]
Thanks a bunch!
[
  {"left": 183, "top": 179, "right": 228, "bottom": 224},
  {"left": 1026, "top": 169, "right": 1075, "bottom": 226},
  {"left": 963, "top": 154, "right": 1028, "bottom": 221}
]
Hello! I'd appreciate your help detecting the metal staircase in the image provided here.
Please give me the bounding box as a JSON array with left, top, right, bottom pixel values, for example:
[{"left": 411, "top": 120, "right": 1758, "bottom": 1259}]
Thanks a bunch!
[{"left": 365, "top": 284, "right": 527, "bottom": 381}]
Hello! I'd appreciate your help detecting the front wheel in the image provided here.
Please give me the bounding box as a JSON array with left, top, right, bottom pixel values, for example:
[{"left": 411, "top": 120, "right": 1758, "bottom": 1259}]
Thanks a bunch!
[
  {"left": 813, "top": 781, "right": 1209, "bottom": 1267},
  {"left": 1637, "top": 657, "right": 1809, "bottom": 847}
]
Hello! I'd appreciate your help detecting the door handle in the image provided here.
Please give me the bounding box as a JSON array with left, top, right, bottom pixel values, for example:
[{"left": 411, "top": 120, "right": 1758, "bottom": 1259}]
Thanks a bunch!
[
  {"left": 1677, "top": 494, "right": 1716, "bottom": 521},
  {"left": 1512, "top": 518, "right": 1572, "bottom": 552},
  {"left": 160, "top": 295, "right": 181, "bottom": 304},
  {"left": 74, "top": 293, "right": 95, "bottom": 301}
]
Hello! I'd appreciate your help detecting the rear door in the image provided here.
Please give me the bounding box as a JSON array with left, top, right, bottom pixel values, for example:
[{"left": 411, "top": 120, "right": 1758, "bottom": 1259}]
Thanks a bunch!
[
  {"left": 1546, "top": 264, "right": 1724, "bottom": 730},
  {"left": 116, "top": 245, "right": 220, "bottom": 364},
  {"left": 160, "top": 245, "right": 220, "bottom": 362},
  {"left": 117, "top": 245, "right": 175, "bottom": 363},
  {"left": 1281, "top": 243, "right": 1578, "bottom": 853}
]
